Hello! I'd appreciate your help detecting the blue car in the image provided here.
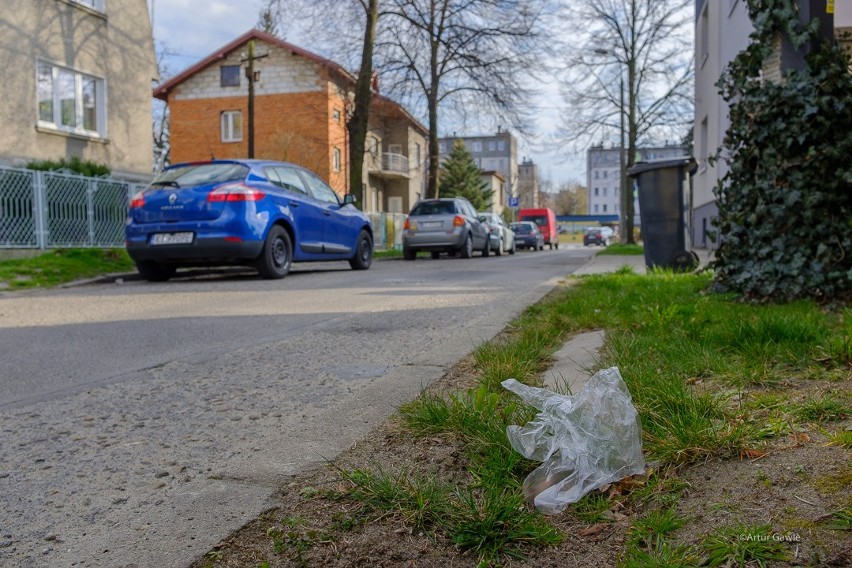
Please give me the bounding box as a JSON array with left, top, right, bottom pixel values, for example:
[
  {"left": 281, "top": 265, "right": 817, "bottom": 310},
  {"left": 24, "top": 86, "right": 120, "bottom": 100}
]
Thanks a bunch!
[{"left": 126, "top": 160, "right": 373, "bottom": 281}]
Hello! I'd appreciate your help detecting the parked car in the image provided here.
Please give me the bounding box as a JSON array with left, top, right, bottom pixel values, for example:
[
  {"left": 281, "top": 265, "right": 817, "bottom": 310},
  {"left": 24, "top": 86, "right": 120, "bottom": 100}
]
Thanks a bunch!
[
  {"left": 518, "top": 207, "right": 559, "bottom": 249},
  {"left": 402, "top": 198, "right": 490, "bottom": 260},
  {"left": 125, "top": 160, "right": 373, "bottom": 281},
  {"left": 510, "top": 221, "right": 544, "bottom": 251},
  {"left": 477, "top": 212, "right": 516, "bottom": 256},
  {"left": 583, "top": 226, "right": 615, "bottom": 247}
]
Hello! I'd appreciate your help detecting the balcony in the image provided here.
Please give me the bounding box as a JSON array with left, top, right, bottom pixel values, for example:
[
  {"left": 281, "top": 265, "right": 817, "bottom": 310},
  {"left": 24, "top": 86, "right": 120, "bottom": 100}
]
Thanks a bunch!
[{"left": 368, "top": 152, "right": 410, "bottom": 180}]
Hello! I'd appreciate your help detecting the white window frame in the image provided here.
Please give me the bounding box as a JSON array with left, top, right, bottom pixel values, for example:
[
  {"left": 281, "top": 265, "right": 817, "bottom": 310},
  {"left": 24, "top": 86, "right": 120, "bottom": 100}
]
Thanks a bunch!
[
  {"left": 36, "top": 59, "right": 106, "bottom": 138},
  {"left": 220, "top": 110, "right": 242, "bottom": 142},
  {"left": 66, "top": 0, "right": 106, "bottom": 12},
  {"left": 333, "top": 147, "right": 342, "bottom": 172}
]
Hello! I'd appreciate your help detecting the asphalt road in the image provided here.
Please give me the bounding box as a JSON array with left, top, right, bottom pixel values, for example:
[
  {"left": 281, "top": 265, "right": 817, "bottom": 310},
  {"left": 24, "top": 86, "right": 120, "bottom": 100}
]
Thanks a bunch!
[{"left": 0, "top": 245, "right": 594, "bottom": 567}]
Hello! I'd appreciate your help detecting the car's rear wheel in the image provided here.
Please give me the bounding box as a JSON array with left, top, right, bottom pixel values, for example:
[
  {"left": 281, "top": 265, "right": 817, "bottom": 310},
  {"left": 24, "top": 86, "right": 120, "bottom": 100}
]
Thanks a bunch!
[
  {"left": 495, "top": 238, "right": 503, "bottom": 256},
  {"left": 459, "top": 233, "right": 473, "bottom": 258},
  {"left": 255, "top": 225, "right": 291, "bottom": 279},
  {"left": 136, "top": 260, "right": 176, "bottom": 282},
  {"left": 482, "top": 238, "right": 490, "bottom": 257},
  {"left": 509, "top": 240, "right": 516, "bottom": 255},
  {"left": 403, "top": 246, "right": 416, "bottom": 260},
  {"left": 349, "top": 229, "right": 373, "bottom": 270}
]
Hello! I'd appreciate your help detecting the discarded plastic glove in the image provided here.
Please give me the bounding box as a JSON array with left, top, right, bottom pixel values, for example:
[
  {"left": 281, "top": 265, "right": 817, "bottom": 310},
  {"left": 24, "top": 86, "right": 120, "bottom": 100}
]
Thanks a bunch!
[{"left": 503, "top": 367, "right": 645, "bottom": 515}]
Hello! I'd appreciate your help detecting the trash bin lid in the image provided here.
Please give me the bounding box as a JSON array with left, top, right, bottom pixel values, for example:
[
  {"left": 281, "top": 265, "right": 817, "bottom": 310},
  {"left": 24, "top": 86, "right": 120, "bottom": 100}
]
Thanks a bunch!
[{"left": 627, "top": 156, "right": 697, "bottom": 177}]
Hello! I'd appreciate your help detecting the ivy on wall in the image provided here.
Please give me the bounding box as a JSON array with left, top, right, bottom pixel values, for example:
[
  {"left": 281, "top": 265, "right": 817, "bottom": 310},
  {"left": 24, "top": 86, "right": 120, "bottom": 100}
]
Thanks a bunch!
[{"left": 712, "top": 0, "right": 852, "bottom": 303}]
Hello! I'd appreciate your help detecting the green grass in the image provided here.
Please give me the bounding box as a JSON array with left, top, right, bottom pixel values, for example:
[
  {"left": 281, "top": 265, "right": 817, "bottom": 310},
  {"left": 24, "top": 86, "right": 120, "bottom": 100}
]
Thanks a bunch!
[
  {"left": 302, "top": 269, "right": 846, "bottom": 565},
  {"left": 700, "top": 523, "right": 790, "bottom": 567},
  {"left": 0, "top": 248, "right": 134, "bottom": 290},
  {"left": 598, "top": 243, "right": 645, "bottom": 255}
]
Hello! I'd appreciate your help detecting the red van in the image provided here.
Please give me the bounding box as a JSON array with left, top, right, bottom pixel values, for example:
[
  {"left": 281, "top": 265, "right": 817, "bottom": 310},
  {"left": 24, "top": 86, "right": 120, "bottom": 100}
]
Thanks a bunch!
[{"left": 518, "top": 208, "right": 558, "bottom": 249}]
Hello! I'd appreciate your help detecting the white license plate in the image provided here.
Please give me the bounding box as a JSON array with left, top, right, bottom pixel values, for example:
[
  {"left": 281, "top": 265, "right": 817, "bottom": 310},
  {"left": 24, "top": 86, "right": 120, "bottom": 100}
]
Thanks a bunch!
[
  {"left": 150, "top": 232, "right": 194, "bottom": 245},
  {"left": 420, "top": 221, "right": 442, "bottom": 229}
]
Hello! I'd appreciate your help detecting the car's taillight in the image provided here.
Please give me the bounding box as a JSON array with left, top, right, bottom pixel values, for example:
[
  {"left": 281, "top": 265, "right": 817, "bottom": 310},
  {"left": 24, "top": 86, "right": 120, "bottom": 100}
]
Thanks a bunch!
[
  {"left": 404, "top": 218, "right": 411, "bottom": 230},
  {"left": 207, "top": 184, "right": 266, "bottom": 202},
  {"left": 130, "top": 190, "right": 145, "bottom": 209},
  {"left": 453, "top": 215, "right": 465, "bottom": 227}
]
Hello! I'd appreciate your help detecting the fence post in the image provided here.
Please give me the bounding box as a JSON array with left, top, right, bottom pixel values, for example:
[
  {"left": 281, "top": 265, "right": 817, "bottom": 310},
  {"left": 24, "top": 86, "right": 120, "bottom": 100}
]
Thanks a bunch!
[
  {"left": 33, "top": 171, "right": 47, "bottom": 250},
  {"left": 87, "top": 180, "right": 96, "bottom": 246}
]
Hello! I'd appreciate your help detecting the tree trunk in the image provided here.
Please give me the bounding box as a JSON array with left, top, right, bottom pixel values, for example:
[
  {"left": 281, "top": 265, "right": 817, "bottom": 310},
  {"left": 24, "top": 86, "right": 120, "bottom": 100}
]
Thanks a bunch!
[{"left": 347, "top": 0, "right": 379, "bottom": 209}]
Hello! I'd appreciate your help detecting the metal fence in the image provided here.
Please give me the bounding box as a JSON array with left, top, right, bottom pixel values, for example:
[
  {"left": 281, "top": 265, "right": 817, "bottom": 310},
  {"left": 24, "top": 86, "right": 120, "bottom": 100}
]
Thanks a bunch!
[
  {"left": 0, "top": 166, "right": 141, "bottom": 249},
  {"left": 0, "top": 165, "right": 405, "bottom": 252}
]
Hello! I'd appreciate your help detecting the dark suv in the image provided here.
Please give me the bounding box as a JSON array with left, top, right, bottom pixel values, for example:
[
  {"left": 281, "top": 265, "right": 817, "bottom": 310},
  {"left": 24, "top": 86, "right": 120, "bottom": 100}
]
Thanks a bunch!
[
  {"left": 583, "top": 226, "right": 615, "bottom": 247},
  {"left": 402, "top": 198, "right": 490, "bottom": 259}
]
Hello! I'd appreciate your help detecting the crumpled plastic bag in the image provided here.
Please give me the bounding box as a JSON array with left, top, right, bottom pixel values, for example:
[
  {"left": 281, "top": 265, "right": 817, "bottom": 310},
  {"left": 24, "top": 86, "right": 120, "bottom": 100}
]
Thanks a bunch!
[{"left": 502, "top": 367, "right": 645, "bottom": 515}]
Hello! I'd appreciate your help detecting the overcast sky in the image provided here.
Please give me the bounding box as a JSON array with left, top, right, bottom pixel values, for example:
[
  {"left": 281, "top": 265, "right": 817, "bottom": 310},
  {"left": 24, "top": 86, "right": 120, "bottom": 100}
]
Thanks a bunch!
[{"left": 147, "top": 0, "right": 587, "bottom": 186}]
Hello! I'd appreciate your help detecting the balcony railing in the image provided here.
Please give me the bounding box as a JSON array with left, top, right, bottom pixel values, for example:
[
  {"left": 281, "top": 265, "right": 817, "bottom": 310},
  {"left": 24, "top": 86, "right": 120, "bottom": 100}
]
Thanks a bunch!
[{"left": 381, "top": 152, "right": 409, "bottom": 175}]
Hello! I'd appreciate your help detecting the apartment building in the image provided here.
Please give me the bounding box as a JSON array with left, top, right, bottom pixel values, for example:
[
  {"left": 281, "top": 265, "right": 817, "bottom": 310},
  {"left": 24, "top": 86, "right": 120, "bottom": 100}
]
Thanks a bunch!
[
  {"left": 0, "top": 0, "right": 157, "bottom": 180},
  {"left": 438, "top": 129, "right": 518, "bottom": 206},
  {"left": 516, "top": 158, "right": 539, "bottom": 209},
  {"left": 586, "top": 143, "right": 687, "bottom": 223},
  {"left": 693, "top": 0, "right": 852, "bottom": 249},
  {"left": 155, "top": 29, "right": 426, "bottom": 210}
]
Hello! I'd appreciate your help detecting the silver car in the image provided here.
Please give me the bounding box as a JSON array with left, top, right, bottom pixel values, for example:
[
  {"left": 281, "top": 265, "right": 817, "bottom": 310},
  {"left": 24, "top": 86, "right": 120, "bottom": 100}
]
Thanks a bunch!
[
  {"left": 478, "top": 212, "right": 516, "bottom": 256},
  {"left": 402, "top": 198, "right": 490, "bottom": 260}
]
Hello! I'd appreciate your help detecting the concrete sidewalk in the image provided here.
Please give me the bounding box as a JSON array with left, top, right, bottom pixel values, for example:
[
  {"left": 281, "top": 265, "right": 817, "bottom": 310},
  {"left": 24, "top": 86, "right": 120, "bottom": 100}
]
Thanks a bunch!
[{"left": 541, "top": 254, "right": 646, "bottom": 394}]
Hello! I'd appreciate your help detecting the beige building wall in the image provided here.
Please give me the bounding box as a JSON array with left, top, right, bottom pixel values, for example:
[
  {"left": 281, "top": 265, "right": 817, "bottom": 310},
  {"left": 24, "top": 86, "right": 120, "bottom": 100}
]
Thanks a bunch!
[{"left": 0, "top": 0, "right": 157, "bottom": 180}]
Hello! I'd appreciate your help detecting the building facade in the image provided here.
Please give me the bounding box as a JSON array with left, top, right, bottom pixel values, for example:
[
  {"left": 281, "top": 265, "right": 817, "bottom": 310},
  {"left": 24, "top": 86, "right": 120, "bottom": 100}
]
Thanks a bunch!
[
  {"left": 155, "top": 30, "right": 426, "bottom": 210},
  {"left": 586, "top": 143, "right": 687, "bottom": 224},
  {"left": 0, "top": 0, "right": 157, "bottom": 180},
  {"left": 438, "top": 129, "right": 518, "bottom": 207},
  {"left": 516, "top": 158, "right": 539, "bottom": 209},
  {"left": 693, "top": 0, "right": 852, "bottom": 249}
]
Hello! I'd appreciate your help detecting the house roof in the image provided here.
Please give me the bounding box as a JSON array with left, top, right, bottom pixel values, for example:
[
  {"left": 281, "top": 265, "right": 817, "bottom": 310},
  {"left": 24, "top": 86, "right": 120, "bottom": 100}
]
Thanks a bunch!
[
  {"left": 371, "top": 94, "right": 428, "bottom": 136},
  {"left": 152, "top": 29, "right": 356, "bottom": 101}
]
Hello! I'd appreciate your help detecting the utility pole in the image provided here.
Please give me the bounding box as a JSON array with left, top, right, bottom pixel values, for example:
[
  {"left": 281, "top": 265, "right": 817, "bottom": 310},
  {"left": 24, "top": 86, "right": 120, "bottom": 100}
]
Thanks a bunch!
[{"left": 242, "top": 40, "right": 268, "bottom": 159}]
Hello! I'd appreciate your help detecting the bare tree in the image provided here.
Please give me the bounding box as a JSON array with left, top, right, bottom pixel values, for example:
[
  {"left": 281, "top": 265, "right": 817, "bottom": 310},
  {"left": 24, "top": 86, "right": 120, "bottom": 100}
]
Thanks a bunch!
[
  {"left": 551, "top": 180, "right": 587, "bottom": 216},
  {"left": 555, "top": 0, "right": 693, "bottom": 243},
  {"left": 152, "top": 41, "right": 176, "bottom": 172},
  {"left": 259, "top": 1, "right": 381, "bottom": 208},
  {"left": 377, "top": 0, "right": 547, "bottom": 198}
]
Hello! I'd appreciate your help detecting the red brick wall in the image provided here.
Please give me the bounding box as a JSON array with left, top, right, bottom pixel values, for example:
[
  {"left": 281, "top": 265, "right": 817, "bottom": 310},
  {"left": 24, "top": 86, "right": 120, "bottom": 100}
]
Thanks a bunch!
[{"left": 169, "top": 85, "right": 349, "bottom": 195}]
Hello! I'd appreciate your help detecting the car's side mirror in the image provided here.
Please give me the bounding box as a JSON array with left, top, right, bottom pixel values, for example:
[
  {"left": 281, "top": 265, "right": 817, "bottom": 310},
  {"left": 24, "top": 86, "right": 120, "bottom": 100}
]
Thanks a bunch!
[{"left": 343, "top": 194, "right": 357, "bottom": 205}]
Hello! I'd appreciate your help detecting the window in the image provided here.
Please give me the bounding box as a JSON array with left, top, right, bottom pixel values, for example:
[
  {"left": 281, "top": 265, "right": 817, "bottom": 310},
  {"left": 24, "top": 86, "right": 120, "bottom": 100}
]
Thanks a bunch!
[
  {"left": 37, "top": 60, "right": 105, "bottom": 136},
  {"left": 594, "top": 171, "right": 599, "bottom": 179},
  {"left": 415, "top": 143, "right": 421, "bottom": 167},
  {"left": 266, "top": 166, "right": 307, "bottom": 194},
  {"left": 497, "top": 141, "right": 505, "bottom": 151},
  {"left": 332, "top": 109, "right": 341, "bottom": 122},
  {"left": 594, "top": 187, "right": 599, "bottom": 197},
  {"left": 699, "top": 4, "right": 709, "bottom": 68},
  {"left": 221, "top": 66, "right": 241, "bottom": 87},
  {"left": 369, "top": 136, "right": 379, "bottom": 156},
  {"left": 603, "top": 171, "right": 608, "bottom": 178},
  {"left": 488, "top": 141, "right": 496, "bottom": 151},
  {"left": 603, "top": 204, "right": 608, "bottom": 212},
  {"left": 70, "top": 0, "right": 105, "bottom": 11},
  {"left": 333, "top": 147, "right": 342, "bottom": 172},
  {"left": 221, "top": 110, "right": 242, "bottom": 142},
  {"left": 302, "top": 171, "right": 340, "bottom": 204},
  {"left": 438, "top": 142, "right": 445, "bottom": 153},
  {"left": 472, "top": 141, "right": 482, "bottom": 152}
]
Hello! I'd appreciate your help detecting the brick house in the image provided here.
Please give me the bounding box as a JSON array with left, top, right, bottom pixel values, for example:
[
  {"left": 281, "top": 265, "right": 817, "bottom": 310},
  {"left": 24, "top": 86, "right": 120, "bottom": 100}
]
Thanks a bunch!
[
  {"left": 154, "top": 29, "right": 426, "bottom": 211},
  {"left": 0, "top": 0, "right": 157, "bottom": 180}
]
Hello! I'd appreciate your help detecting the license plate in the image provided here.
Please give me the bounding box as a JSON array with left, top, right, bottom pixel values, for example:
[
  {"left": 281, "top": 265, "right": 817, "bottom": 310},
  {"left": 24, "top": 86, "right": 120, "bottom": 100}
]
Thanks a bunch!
[
  {"left": 420, "top": 221, "right": 442, "bottom": 229},
  {"left": 150, "top": 232, "right": 194, "bottom": 245}
]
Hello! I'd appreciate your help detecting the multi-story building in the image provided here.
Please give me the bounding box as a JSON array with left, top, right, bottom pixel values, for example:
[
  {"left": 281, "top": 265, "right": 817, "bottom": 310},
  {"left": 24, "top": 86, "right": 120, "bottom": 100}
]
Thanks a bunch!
[
  {"left": 154, "top": 29, "right": 426, "bottom": 211},
  {"left": 693, "top": 0, "right": 851, "bottom": 249},
  {"left": 516, "top": 158, "right": 539, "bottom": 209},
  {"left": 586, "top": 143, "right": 687, "bottom": 223},
  {"left": 0, "top": 0, "right": 157, "bottom": 180},
  {"left": 438, "top": 129, "right": 518, "bottom": 206}
]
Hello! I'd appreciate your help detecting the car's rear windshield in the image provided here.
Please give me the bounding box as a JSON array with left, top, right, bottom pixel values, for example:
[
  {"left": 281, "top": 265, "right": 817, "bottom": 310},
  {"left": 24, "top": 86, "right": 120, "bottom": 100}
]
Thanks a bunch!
[
  {"left": 522, "top": 215, "right": 547, "bottom": 226},
  {"left": 410, "top": 201, "right": 457, "bottom": 216},
  {"left": 512, "top": 224, "right": 532, "bottom": 234},
  {"left": 153, "top": 163, "right": 249, "bottom": 187}
]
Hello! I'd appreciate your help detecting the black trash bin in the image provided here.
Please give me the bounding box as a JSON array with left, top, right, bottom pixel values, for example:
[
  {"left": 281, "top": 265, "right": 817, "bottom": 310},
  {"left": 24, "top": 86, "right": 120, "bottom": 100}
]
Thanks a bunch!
[{"left": 628, "top": 157, "right": 698, "bottom": 271}]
